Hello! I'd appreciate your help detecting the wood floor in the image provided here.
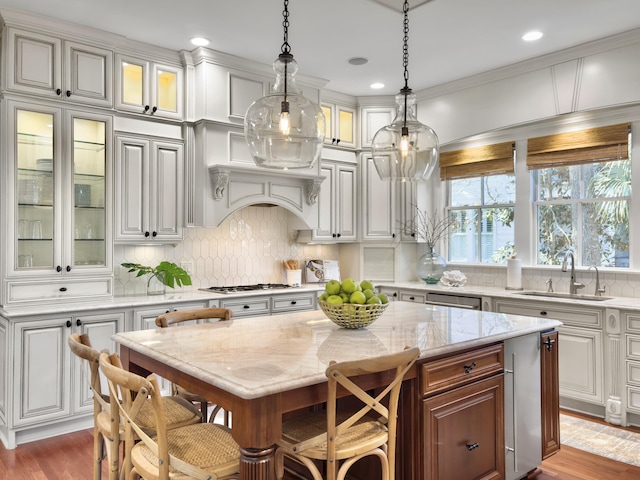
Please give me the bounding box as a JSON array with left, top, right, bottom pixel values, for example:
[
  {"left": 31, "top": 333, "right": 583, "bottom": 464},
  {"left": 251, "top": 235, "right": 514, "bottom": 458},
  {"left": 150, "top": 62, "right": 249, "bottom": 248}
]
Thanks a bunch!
[{"left": 2, "top": 414, "right": 640, "bottom": 479}]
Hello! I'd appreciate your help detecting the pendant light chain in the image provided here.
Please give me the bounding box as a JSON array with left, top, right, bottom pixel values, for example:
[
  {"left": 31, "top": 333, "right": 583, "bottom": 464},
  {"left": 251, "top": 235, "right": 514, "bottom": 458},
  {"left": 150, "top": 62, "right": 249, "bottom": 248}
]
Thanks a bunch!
[
  {"left": 281, "top": 0, "right": 291, "bottom": 55},
  {"left": 402, "top": 0, "right": 410, "bottom": 132}
]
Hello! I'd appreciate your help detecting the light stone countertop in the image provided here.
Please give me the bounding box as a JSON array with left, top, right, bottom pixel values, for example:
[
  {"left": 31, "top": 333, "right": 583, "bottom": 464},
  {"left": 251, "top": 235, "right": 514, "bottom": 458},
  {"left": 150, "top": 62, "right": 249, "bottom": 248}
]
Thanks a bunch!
[
  {"left": 0, "top": 284, "right": 325, "bottom": 319},
  {"left": 113, "top": 301, "right": 561, "bottom": 400}
]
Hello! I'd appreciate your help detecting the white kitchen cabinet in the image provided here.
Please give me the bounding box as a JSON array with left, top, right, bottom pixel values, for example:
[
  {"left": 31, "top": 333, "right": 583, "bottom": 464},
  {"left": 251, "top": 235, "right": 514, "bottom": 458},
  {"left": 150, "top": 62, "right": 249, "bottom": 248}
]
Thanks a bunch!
[
  {"left": 304, "top": 161, "right": 357, "bottom": 242},
  {"left": 3, "top": 99, "right": 113, "bottom": 305},
  {"left": 360, "top": 154, "right": 396, "bottom": 241},
  {"left": 11, "top": 311, "right": 123, "bottom": 429},
  {"left": 115, "top": 135, "right": 184, "bottom": 243},
  {"left": 321, "top": 102, "right": 356, "bottom": 148},
  {"left": 623, "top": 312, "right": 640, "bottom": 420},
  {"left": 4, "top": 27, "right": 113, "bottom": 107},
  {"left": 360, "top": 106, "right": 395, "bottom": 148},
  {"left": 492, "top": 298, "right": 605, "bottom": 407},
  {"left": 115, "top": 54, "right": 183, "bottom": 120}
]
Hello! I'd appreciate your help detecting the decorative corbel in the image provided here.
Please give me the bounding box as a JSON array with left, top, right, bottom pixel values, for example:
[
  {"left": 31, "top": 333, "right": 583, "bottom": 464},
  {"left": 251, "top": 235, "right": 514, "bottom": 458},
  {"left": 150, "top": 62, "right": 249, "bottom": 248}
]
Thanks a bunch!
[
  {"left": 304, "top": 178, "right": 323, "bottom": 205},
  {"left": 210, "top": 168, "right": 230, "bottom": 200}
]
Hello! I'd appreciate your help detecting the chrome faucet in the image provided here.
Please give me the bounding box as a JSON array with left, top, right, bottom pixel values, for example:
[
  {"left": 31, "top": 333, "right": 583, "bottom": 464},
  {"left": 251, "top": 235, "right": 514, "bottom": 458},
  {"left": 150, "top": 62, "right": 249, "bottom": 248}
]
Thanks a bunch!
[
  {"left": 589, "top": 266, "right": 606, "bottom": 296},
  {"left": 561, "top": 251, "right": 585, "bottom": 295}
]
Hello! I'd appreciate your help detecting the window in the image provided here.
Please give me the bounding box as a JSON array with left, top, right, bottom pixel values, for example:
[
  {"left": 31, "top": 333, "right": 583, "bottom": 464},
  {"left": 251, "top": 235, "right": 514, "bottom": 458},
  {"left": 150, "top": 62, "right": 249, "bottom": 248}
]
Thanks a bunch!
[
  {"left": 441, "top": 141, "right": 515, "bottom": 264},
  {"left": 528, "top": 123, "right": 631, "bottom": 268},
  {"left": 447, "top": 175, "right": 515, "bottom": 263}
]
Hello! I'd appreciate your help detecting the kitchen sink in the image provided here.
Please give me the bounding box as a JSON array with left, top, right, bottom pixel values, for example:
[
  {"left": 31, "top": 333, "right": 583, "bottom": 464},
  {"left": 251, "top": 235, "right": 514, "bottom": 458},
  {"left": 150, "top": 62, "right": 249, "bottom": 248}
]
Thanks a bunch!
[{"left": 514, "top": 291, "right": 613, "bottom": 301}]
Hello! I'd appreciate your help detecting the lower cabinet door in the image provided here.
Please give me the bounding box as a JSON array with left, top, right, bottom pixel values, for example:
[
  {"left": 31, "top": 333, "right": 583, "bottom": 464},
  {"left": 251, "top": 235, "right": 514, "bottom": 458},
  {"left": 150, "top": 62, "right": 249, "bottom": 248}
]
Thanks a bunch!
[
  {"left": 541, "top": 330, "right": 560, "bottom": 459},
  {"left": 422, "top": 375, "right": 505, "bottom": 480}
]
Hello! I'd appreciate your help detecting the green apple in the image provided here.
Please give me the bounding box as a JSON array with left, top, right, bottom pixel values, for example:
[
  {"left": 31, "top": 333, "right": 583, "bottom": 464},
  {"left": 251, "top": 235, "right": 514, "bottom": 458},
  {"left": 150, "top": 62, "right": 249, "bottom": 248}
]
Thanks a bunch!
[
  {"left": 350, "top": 290, "right": 366, "bottom": 304},
  {"left": 341, "top": 278, "right": 359, "bottom": 294},
  {"left": 326, "top": 294, "right": 343, "bottom": 305},
  {"left": 339, "top": 292, "right": 350, "bottom": 303},
  {"left": 318, "top": 293, "right": 329, "bottom": 302},
  {"left": 325, "top": 279, "right": 341, "bottom": 295},
  {"left": 377, "top": 293, "right": 389, "bottom": 304},
  {"left": 363, "top": 288, "right": 375, "bottom": 300},
  {"left": 366, "top": 295, "right": 382, "bottom": 305},
  {"left": 360, "top": 280, "right": 374, "bottom": 292}
]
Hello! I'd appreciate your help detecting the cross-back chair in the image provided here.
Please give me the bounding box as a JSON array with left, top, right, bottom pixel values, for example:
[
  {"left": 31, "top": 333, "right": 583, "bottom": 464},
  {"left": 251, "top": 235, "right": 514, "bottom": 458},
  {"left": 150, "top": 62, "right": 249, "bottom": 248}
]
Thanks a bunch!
[
  {"left": 99, "top": 351, "right": 239, "bottom": 480},
  {"left": 275, "top": 346, "right": 420, "bottom": 480},
  {"left": 155, "top": 307, "right": 233, "bottom": 425}
]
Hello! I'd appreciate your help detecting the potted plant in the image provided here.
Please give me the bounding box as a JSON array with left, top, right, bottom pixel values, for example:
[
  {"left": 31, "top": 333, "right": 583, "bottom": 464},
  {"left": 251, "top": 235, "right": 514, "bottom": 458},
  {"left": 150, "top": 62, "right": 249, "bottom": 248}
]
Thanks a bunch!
[{"left": 121, "top": 261, "right": 192, "bottom": 295}]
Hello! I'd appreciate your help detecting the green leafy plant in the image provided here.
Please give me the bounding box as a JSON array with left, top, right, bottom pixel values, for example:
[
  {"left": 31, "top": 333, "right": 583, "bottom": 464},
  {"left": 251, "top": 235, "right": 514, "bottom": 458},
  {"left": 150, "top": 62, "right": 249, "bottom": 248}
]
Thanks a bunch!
[{"left": 121, "top": 261, "right": 192, "bottom": 288}]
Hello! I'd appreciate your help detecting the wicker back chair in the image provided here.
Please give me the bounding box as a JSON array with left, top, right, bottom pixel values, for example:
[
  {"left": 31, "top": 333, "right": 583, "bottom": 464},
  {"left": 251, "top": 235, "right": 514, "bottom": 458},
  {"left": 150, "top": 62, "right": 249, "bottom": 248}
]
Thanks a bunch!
[
  {"left": 275, "top": 346, "right": 420, "bottom": 480},
  {"left": 155, "top": 307, "right": 233, "bottom": 425},
  {"left": 99, "top": 351, "right": 239, "bottom": 480}
]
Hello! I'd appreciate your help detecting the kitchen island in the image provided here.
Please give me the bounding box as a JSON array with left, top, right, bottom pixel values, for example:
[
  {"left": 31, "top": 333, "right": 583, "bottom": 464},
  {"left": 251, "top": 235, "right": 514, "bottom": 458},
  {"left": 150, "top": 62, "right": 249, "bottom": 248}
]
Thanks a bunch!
[{"left": 114, "top": 301, "right": 562, "bottom": 480}]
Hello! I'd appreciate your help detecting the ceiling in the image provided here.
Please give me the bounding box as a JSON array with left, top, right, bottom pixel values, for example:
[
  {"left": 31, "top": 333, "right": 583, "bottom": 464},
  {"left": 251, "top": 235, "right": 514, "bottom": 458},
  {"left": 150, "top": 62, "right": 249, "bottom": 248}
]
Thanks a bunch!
[{"left": 2, "top": 0, "right": 640, "bottom": 97}]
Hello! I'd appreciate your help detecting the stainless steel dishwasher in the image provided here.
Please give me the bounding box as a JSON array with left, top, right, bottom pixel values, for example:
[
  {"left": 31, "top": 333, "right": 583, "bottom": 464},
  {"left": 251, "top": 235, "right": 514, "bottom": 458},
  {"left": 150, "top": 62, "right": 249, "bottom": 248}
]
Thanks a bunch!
[{"left": 425, "top": 292, "right": 482, "bottom": 310}]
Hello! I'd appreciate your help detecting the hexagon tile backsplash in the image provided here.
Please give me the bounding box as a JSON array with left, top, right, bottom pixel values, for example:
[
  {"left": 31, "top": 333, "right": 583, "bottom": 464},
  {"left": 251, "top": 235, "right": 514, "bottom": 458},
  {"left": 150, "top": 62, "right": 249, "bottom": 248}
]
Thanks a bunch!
[{"left": 114, "top": 206, "right": 339, "bottom": 296}]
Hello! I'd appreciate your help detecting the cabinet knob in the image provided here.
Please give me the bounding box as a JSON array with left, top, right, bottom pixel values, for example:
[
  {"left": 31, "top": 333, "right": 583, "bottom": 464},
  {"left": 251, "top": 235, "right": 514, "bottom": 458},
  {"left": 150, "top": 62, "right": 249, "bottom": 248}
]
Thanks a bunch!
[
  {"left": 66, "top": 90, "right": 71, "bottom": 97},
  {"left": 151, "top": 106, "right": 158, "bottom": 113},
  {"left": 464, "top": 362, "right": 477, "bottom": 374},
  {"left": 144, "top": 105, "right": 150, "bottom": 112},
  {"left": 331, "top": 138, "right": 336, "bottom": 145},
  {"left": 145, "top": 231, "right": 150, "bottom": 237},
  {"left": 337, "top": 233, "right": 341, "bottom": 238},
  {"left": 393, "top": 292, "right": 398, "bottom": 297},
  {"left": 66, "top": 265, "right": 71, "bottom": 272},
  {"left": 466, "top": 442, "right": 479, "bottom": 451},
  {"left": 56, "top": 88, "right": 62, "bottom": 96},
  {"left": 392, "top": 233, "right": 396, "bottom": 238},
  {"left": 152, "top": 231, "right": 157, "bottom": 237},
  {"left": 544, "top": 337, "right": 556, "bottom": 352},
  {"left": 57, "top": 265, "right": 62, "bottom": 272},
  {"left": 66, "top": 320, "right": 72, "bottom": 328},
  {"left": 59, "top": 287, "right": 67, "bottom": 292},
  {"left": 336, "top": 139, "right": 340, "bottom": 145},
  {"left": 76, "top": 319, "right": 82, "bottom": 327},
  {"left": 332, "top": 233, "right": 337, "bottom": 238},
  {"left": 540, "top": 311, "right": 547, "bottom": 316}
]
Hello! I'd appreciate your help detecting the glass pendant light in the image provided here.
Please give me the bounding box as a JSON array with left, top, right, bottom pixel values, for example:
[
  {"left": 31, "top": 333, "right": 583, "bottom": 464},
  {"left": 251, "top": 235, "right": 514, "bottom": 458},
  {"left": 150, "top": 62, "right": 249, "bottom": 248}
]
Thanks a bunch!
[
  {"left": 371, "top": 0, "right": 439, "bottom": 181},
  {"left": 244, "top": 0, "right": 325, "bottom": 169}
]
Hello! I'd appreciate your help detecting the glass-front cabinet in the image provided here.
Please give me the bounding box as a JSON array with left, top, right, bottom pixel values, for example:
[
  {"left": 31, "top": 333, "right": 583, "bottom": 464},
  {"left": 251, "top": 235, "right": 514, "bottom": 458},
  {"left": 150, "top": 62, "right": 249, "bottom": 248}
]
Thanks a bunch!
[{"left": 6, "top": 99, "right": 112, "bottom": 296}]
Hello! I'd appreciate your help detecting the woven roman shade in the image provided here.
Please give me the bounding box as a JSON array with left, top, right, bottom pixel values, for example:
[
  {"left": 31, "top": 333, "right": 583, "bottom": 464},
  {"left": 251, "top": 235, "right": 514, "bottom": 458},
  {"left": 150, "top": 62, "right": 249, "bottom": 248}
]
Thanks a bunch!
[
  {"left": 526, "top": 123, "right": 630, "bottom": 170},
  {"left": 440, "top": 141, "right": 515, "bottom": 180}
]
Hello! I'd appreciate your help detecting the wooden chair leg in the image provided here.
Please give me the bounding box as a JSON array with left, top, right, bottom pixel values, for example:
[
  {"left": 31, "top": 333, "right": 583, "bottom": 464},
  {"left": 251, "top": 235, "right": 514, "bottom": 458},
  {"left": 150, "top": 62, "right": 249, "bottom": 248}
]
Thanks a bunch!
[
  {"left": 200, "top": 400, "right": 208, "bottom": 422},
  {"left": 94, "top": 428, "right": 103, "bottom": 480}
]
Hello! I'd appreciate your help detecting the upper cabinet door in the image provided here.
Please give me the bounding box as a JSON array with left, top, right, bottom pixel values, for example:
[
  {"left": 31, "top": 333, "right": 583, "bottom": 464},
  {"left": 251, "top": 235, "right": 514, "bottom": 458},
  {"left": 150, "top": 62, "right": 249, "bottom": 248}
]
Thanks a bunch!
[
  {"left": 115, "top": 54, "right": 183, "bottom": 120},
  {"left": 6, "top": 27, "right": 113, "bottom": 107},
  {"left": 322, "top": 103, "right": 356, "bottom": 148}
]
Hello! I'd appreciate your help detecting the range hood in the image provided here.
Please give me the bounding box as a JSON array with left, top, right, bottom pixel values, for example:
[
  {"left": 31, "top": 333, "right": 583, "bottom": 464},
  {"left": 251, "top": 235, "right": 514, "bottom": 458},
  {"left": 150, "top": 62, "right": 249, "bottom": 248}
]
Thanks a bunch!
[{"left": 205, "top": 165, "right": 325, "bottom": 228}]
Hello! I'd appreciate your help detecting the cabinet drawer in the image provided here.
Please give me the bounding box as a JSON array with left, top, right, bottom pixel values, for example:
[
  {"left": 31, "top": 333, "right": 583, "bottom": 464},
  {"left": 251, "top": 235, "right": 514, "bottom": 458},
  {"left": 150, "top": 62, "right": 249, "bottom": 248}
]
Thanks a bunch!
[
  {"left": 219, "top": 296, "right": 271, "bottom": 318},
  {"left": 627, "top": 335, "right": 640, "bottom": 360},
  {"left": 399, "top": 291, "right": 426, "bottom": 303},
  {"left": 627, "top": 384, "right": 640, "bottom": 414},
  {"left": 421, "top": 343, "right": 504, "bottom": 396},
  {"left": 6, "top": 278, "right": 112, "bottom": 304},
  {"left": 272, "top": 293, "right": 316, "bottom": 314},
  {"left": 493, "top": 299, "right": 603, "bottom": 328},
  {"left": 626, "top": 361, "right": 640, "bottom": 386},
  {"left": 626, "top": 313, "right": 640, "bottom": 334}
]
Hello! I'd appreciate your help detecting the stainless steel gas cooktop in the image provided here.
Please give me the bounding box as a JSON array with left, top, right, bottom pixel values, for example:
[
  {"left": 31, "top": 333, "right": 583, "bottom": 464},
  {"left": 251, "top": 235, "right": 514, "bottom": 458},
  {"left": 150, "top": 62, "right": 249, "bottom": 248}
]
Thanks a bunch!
[{"left": 199, "top": 283, "right": 292, "bottom": 294}]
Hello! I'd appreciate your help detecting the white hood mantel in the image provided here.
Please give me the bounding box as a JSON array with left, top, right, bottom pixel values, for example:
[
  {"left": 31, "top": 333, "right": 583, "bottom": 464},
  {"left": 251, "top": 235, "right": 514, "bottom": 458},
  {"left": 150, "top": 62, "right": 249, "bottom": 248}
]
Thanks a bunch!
[{"left": 206, "top": 165, "right": 325, "bottom": 227}]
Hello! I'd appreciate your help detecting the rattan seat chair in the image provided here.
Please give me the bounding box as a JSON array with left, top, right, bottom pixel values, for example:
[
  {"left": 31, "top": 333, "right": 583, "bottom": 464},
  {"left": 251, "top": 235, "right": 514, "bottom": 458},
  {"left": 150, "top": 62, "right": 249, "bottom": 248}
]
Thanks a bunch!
[
  {"left": 275, "top": 347, "right": 420, "bottom": 480},
  {"left": 99, "top": 351, "right": 240, "bottom": 480},
  {"left": 68, "top": 334, "right": 202, "bottom": 480},
  {"left": 155, "top": 307, "right": 233, "bottom": 425}
]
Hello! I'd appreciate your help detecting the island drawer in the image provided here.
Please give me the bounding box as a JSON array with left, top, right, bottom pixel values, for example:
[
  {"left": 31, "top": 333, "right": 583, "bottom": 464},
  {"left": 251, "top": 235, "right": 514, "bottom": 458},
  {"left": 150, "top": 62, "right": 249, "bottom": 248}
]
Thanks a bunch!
[
  {"left": 272, "top": 292, "right": 317, "bottom": 313},
  {"left": 218, "top": 296, "right": 271, "bottom": 318},
  {"left": 420, "top": 343, "right": 504, "bottom": 396}
]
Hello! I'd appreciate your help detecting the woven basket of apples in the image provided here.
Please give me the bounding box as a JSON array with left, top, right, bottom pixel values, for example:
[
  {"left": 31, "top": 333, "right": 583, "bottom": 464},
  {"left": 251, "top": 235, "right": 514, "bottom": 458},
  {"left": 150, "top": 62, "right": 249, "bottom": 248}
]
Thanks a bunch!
[{"left": 318, "top": 278, "right": 390, "bottom": 329}]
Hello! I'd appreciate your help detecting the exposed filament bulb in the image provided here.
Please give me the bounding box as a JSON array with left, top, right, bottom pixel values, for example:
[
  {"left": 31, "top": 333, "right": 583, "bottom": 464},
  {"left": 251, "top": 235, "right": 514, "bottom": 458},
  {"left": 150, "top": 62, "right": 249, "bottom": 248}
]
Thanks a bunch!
[{"left": 280, "top": 100, "right": 290, "bottom": 135}]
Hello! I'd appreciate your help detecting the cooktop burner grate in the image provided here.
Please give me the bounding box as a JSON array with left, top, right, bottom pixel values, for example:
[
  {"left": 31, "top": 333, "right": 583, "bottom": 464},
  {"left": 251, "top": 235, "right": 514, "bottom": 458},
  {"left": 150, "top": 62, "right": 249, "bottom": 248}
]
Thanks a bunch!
[{"left": 199, "top": 283, "right": 292, "bottom": 294}]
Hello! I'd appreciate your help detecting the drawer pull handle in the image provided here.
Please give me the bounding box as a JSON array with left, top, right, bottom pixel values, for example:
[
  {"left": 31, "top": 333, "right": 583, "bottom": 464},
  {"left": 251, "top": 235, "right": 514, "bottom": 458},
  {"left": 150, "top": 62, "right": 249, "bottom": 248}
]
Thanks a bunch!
[
  {"left": 59, "top": 287, "right": 67, "bottom": 292},
  {"left": 291, "top": 301, "right": 297, "bottom": 305},
  {"left": 540, "top": 311, "right": 547, "bottom": 316},
  {"left": 409, "top": 296, "right": 415, "bottom": 301},
  {"left": 466, "top": 442, "right": 479, "bottom": 451},
  {"left": 464, "top": 362, "right": 477, "bottom": 374},
  {"left": 243, "top": 305, "right": 250, "bottom": 309},
  {"left": 544, "top": 337, "right": 556, "bottom": 352}
]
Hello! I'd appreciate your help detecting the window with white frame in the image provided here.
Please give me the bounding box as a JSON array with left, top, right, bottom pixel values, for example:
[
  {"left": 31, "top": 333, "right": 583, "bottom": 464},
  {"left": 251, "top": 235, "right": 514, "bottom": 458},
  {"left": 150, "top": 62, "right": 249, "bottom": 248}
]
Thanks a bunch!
[
  {"left": 441, "top": 142, "right": 516, "bottom": 264},
  {"left": 528, "top": 123, "right": 631, "bottom": 267}
]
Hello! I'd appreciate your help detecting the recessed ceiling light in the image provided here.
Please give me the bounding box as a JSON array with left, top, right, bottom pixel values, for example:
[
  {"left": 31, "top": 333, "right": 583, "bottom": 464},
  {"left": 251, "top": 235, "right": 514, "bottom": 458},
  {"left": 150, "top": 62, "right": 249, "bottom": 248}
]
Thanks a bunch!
[
  {"left": 190, "top": 37, "right": 210, "bottom": 47},
  {"left": 522, "top": 31, "right": 543, "bottom": 42},
  {"left": 348, "top": 57, "right": 368, "bottom": 66},
  {"left": 370, "top": 82, "right": 385, "bottom": 90}
]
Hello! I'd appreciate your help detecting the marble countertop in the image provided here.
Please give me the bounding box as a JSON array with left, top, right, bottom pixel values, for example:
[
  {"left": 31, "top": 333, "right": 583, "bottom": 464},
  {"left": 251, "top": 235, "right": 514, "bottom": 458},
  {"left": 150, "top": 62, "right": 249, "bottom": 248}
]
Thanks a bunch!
[
  {"left": 113, "top": 301, "right": 561, "bottom": 400},
  {"left": 0, "top": 284, "right": 325, "bottom": 319}
]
